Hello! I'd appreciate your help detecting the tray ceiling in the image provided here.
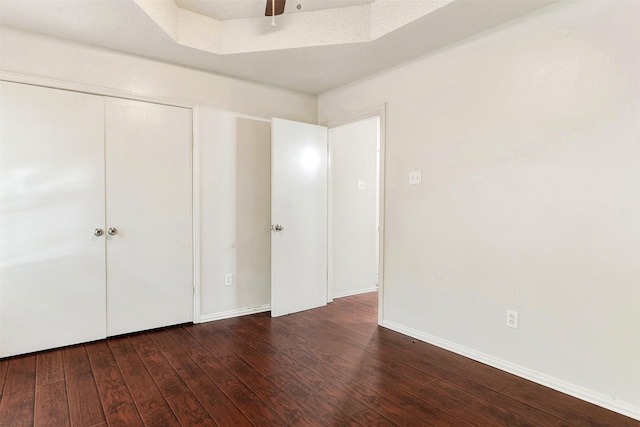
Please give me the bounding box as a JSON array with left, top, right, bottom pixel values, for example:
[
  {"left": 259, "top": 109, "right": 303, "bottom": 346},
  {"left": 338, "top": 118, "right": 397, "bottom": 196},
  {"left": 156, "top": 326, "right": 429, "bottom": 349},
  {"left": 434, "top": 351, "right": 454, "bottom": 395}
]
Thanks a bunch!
[
  {"left": 175, "top": 0, "right": 376, "bottom": 21},
  {"left": 0, "top": 0, "right": 558, "bottom": 94}
]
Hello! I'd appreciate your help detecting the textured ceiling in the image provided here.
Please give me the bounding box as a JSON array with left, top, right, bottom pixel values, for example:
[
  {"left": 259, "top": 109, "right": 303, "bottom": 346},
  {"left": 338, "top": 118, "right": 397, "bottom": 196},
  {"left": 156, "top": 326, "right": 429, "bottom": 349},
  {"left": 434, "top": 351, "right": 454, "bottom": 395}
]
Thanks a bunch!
[{"left": 0, "top": 0, "right": 558, "bottom": 94}]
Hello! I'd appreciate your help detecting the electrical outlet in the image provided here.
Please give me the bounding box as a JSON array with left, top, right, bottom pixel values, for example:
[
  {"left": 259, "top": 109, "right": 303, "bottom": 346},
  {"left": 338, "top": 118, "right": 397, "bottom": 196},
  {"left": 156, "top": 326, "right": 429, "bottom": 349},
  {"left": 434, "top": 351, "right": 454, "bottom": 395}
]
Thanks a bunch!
[
  {"left": 409, "top": 170, "right": 422, "bottom": 185},
  {"left": 358, "top": 180, "right": 366, "bottom": 190},
  {"left": 506, "top": 310, "right": 519, "bottom": 329},
  {"left": 225, "top": 274, "right": 233, "bottom": 287}
]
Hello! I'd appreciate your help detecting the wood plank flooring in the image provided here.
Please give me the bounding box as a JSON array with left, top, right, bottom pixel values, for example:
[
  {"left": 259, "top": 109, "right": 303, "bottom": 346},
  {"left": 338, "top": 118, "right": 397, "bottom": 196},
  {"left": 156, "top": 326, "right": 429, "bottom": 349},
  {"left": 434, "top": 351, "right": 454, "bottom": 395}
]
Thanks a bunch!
[{"left": 0, "top": 292, "right": 637, "bottom": 426}]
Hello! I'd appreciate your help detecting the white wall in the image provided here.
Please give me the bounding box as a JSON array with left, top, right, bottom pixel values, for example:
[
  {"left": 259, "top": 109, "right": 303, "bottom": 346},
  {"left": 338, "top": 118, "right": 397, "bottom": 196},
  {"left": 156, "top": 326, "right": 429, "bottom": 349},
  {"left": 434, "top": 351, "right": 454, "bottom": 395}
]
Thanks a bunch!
[
  {"left": 199, "top": 114, "right": 273, "bottom": 319},
  {"left": 319, "top": 1, "right": 640, "bottom": 416},
  {"left": 0, "top": 26, "right": 317, "bottom": 319},
  {"left": 329, "top": 117, "right": 379, "bottom": 298}
]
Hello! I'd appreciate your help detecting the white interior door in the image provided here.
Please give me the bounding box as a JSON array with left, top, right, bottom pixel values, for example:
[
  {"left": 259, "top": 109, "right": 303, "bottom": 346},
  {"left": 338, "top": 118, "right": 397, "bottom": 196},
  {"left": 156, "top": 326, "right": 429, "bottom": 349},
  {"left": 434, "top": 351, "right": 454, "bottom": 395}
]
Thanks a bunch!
[
  {"left": 0, "top": 81, "right": 106, "bottom": 357},
  {"left": 271, "top": 118, "right": 328, "bottom": 317},
  {"left": 105, "top": 98, "right": 192, "bottom": 336}
]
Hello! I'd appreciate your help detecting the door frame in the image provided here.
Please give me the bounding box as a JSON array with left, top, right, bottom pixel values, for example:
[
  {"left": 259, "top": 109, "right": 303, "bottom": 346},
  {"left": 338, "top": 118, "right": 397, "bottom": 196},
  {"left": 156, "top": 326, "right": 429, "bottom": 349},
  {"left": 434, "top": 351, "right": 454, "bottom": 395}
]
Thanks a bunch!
[
  {"left": 323, "top": 104, "right": 386, "bottom": 325},
  {"left": 0, "top": 71, "right": 201, "bottom": 323}
]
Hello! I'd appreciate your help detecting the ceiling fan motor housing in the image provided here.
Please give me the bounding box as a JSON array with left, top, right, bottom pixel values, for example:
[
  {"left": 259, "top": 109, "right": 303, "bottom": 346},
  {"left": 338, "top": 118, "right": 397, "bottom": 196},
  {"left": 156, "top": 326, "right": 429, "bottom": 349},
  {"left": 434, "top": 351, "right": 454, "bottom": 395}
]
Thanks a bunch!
[{"left": 265, "top": 0, "right": 286, "bottom": 16}]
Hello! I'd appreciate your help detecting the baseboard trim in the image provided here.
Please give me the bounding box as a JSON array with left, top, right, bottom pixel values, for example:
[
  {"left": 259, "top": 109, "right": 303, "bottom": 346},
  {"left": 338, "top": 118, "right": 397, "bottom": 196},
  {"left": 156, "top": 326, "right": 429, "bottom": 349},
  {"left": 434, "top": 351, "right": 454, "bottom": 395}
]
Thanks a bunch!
[
  {"left": 333, "top": 286, "right": 378, "bottom": 299},
  {"left": 382, "top": 320, "right": 640, "bottom": 421},
  {"left": 198, "top": 304, "right": 271, "bottom": 323}
]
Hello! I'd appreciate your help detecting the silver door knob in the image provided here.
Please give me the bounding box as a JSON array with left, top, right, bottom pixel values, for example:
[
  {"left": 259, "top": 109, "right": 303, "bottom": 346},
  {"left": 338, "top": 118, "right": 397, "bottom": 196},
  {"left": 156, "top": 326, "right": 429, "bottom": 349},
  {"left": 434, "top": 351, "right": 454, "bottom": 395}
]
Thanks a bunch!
[
  {"left": 108, "top": 227, "right": 117, "bottom": 236},
  {"left": 94, "top": 228, "right": 104, "bottom": 237},
  {"left": 274, "top": 224, "right": 284, "bottom": 232}
]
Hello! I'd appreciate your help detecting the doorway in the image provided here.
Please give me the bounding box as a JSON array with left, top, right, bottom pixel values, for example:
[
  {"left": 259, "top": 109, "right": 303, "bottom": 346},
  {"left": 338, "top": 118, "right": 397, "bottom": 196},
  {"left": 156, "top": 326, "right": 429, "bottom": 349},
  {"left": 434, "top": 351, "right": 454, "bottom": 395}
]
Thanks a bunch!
[
  {"left": 328, "top": 116, "right": 381, "bottom": 302},
  {"left": 269, "top": 109, "right": 385, "bottom": 324}
]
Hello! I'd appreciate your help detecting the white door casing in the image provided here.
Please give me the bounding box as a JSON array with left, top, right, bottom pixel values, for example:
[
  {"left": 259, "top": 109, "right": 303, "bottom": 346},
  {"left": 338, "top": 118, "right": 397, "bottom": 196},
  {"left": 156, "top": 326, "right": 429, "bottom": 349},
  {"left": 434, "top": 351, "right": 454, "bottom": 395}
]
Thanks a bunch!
[
  {"left": 105, "top": 97, "right": 193, "bottom": 336},
  {"left": 271, "top": 118, "right": 328, "bottom": 317},
  {"left": 0, "top": 81, "right": 107, "bottom": 357}
]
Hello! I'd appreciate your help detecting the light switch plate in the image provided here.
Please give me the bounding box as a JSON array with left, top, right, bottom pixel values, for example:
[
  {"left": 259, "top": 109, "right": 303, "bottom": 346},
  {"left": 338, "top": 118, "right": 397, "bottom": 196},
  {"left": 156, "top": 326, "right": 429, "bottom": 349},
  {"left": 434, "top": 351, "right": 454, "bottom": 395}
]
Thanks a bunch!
[
  {"left": 358, "top": 180, "right": 366, "bottom": 190},
  {"left": 409, "top": 171, "right": 422, "bottom": 185}
]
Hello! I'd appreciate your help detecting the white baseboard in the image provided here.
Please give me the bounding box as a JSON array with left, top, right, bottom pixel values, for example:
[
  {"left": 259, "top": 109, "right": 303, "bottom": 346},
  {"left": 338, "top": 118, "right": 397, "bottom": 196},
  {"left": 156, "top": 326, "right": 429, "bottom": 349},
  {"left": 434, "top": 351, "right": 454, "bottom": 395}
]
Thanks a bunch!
[
  {"left": 382, "top": 320, "right": 640, "bottom": 421},
  {"left": 333, "top": 286, "right": 378, "bottom": 299},
  {"left": 197, "top": 304, "right": 271, "bottom": 323}
]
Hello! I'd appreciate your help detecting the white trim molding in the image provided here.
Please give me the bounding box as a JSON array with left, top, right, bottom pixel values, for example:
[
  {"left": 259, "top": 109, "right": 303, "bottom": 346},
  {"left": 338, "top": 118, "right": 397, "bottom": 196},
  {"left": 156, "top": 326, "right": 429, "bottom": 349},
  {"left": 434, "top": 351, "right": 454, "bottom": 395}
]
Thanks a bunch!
[
  {"left": 0, "top": 71, "right": 196, "bottom": 109},
  {"left": 198, "top": 304, "right": 271, "bottom": 323},
  {"left": 191, "top": 105, "right": 201, "bottom": 324},
  {"left": 382, "top": 320, "right": 640, "bottom": 421}
]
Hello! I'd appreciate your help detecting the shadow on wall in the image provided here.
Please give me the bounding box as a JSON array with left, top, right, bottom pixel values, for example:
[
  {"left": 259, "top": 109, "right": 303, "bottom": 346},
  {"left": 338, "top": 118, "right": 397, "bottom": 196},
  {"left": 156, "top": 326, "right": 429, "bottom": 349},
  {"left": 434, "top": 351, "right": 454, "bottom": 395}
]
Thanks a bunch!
[{"left": 234, "top": 118, "right": 272, "bottom": 308}]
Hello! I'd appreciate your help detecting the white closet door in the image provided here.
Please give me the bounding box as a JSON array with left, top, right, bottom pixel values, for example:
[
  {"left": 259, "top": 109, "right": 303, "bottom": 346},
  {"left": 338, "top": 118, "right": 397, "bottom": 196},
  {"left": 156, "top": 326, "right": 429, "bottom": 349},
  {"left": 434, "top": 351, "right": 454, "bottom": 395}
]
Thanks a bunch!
[
  {"left": 0, "top": 81, "right": 106, "bottom": 357},
  {"left": 105, "top": 98, "right": 192, "bottom": 336}
]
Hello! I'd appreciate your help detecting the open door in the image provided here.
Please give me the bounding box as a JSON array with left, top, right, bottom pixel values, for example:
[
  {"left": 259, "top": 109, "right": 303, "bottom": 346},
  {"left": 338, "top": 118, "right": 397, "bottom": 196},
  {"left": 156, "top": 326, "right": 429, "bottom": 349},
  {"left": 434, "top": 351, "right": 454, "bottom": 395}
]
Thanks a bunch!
[{"left": 271, "top": 118, "right": 328, "bottom": 317}]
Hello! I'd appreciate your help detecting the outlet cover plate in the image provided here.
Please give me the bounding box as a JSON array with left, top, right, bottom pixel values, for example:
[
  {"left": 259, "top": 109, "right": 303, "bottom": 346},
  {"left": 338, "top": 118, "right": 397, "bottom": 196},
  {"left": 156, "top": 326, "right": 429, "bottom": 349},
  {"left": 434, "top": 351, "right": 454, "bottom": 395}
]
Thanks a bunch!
[{"left": 506, "top": 310, "right": 519, "bottom": 329}]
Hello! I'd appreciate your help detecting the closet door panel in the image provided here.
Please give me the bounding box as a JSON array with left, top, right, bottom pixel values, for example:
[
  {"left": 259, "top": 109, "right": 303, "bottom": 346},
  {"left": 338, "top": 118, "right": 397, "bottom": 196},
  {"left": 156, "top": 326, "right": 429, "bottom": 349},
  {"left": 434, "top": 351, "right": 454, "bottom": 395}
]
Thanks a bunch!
[
  {"left": 0, "top": 81, "right": 107, "bottom": 357},
  {"left": 105, "top": 98, "right": 192, "bottom": 336}
]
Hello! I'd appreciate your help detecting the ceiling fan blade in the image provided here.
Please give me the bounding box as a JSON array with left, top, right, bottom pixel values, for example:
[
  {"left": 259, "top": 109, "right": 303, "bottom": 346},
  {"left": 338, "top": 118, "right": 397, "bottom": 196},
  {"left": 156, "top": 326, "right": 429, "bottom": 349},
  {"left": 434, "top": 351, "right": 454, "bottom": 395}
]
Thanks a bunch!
[{"left": 265, "top": 0, "right": 286, "bottom": 16}]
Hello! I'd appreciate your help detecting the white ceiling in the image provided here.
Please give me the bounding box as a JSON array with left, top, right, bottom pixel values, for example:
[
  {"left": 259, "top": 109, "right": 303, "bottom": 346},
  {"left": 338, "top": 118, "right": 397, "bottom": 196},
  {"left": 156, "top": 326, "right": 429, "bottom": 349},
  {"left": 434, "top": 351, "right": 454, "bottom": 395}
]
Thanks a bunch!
[
  {"left": 175, "top": 0, "right": 376, "bottom": 21},
  {"left": 0, "top": 0, "right": 558, "bottom": 94}
]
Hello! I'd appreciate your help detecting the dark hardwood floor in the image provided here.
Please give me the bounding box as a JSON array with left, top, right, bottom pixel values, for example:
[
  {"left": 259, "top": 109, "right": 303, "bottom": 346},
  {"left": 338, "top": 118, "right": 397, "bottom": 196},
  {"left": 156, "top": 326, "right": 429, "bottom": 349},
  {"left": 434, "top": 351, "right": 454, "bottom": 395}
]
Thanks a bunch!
[{"left": 0, "top": 292, "right": 637, "bottom": 426}]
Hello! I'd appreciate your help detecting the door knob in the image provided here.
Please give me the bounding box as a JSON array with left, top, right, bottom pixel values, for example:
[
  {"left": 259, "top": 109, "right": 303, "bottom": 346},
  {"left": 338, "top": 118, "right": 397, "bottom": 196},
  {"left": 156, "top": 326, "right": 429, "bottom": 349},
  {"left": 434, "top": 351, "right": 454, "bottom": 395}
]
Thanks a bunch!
[
  {"left": 94, "top": 228, "right": 104, "bottom": 237},
  {"left": 108, "top": 227, "right": 118, "bottom": 236},
  {"left": 274, "top": 224, "right": 284, "bottom": 232}
]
